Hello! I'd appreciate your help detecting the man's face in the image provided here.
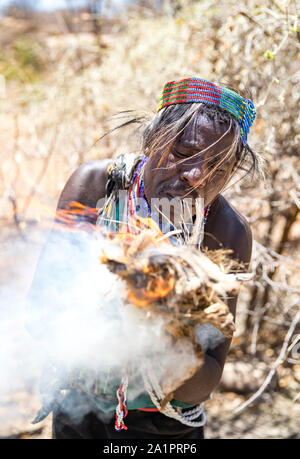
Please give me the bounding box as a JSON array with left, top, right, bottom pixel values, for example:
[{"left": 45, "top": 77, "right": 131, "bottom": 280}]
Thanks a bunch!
[{"left": 143, "top": 113, "right": 237, "bottom": 210}]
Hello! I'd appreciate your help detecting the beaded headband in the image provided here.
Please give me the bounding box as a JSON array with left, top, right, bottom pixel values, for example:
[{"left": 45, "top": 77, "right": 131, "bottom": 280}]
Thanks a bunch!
[{"left": 157, "top": 78, "right": 256, "bottom": 145}]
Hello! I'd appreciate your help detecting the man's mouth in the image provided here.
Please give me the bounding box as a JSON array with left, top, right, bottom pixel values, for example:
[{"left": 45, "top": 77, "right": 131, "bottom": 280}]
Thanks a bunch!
[
  {"left": 164, "top": 191, "right": 198, "bottom": 200},
  {"left": 163, "top": 193, "right": 199, "bottom": 216}
]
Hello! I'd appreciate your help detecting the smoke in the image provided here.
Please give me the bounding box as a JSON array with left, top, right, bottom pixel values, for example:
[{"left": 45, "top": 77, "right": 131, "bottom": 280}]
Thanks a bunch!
[
  {"left": 0, "top": 222, "right": 202, "bottom": 430},
  {"left": 195, "top": 323, "right": 226, "bottom": 352}
]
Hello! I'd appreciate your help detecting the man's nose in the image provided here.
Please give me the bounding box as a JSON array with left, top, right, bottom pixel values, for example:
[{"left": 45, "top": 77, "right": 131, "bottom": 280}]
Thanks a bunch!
[{"left": 180, "top": 166, "right": 206, "bottom": 188}]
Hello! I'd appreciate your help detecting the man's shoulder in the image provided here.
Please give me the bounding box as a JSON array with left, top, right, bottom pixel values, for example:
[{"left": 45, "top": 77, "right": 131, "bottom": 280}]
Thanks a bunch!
[
  {"left": 58, "top": 159, "right": 113, "bottom": 209},
  {"left": 218, "top": 195, "right": 252, "bottom": 240},
  {"left": 205, "top": 195, "right": 253, "bottom": 268},
  {"left": 71, "top": 159, "right": 112, "bottom": 188}
]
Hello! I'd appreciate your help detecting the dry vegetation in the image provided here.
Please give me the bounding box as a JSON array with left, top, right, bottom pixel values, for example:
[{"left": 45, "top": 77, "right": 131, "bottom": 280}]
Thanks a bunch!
[{"left": 0, "top": 0, "right": 300, "bottom": 439}]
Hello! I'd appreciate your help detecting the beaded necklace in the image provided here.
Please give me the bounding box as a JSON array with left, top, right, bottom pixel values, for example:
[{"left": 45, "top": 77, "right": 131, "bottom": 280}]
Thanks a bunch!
[
  {"left": 128, "top": 156, "right": 210, "bottom": 248},
  {"left": 128, "top": 156, "right": 151, "bottom": 219}
]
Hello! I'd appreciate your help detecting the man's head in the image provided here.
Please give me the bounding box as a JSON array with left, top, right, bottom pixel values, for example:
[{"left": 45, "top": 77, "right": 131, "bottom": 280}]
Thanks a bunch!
[{"left": 143, "top": 78, "right": 260, "bottom": 209}]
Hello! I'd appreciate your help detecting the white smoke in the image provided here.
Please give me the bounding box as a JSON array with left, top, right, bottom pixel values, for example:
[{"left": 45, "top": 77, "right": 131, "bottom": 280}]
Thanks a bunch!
[
  {"left": 0, "top": 223, "right": 202, "bottom": 430},
  {"left": 195, "top": 323, "right": 226, "bottom": 352}
]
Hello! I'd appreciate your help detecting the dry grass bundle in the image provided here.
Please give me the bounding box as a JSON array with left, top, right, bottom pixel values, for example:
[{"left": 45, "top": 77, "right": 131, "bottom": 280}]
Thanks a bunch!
[{"left": 101, "top": 229, "right": 240, "bottom": 359}]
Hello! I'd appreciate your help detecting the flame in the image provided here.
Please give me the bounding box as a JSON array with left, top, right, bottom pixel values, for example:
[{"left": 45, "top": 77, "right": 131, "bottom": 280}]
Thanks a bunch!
[
  {"left": 106, "top": 215, "right": 169, "bottom": 246},
  {"left": 55, "top": 201, "right": 99, "bottom": 231},
  {"left": 11, "top": 198, "right": 175, "bottom": 308},
  {"left": 38, "top": 200, "right": 102, "bottom": 234},
  {"left": 10, "top": 199, "right": 172, "bottom": 244},
  {"left": 10, "top": 200, "right": 101, "bottom": 234},
  {"left": 127, "top": 275, "right": 175, "bottom": 307},
  {"left": 99, "top": 215, "right": 175, "bottom": 308}
]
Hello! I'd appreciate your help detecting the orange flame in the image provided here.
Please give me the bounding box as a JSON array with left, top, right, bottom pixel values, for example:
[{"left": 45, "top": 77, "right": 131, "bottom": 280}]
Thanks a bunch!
[
  {"left": 99, "top": 215, "right": 174, "bottom": 308},
  {"left": 127, "top": 274, "right": 175, "bottom": 308},
  {"left": 55, "top": 201, "right": 99, "bottom": 231},
  {"left": 15, "top": 199, "right": 175, "bottom": 308},
  {"left": 9, "top": 200, "right": 101, "bottom": 234}
]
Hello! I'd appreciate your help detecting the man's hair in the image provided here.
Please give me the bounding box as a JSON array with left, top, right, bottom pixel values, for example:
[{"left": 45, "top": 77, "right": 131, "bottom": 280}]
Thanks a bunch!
[
  {"left": 141, "top": 102, "right": 264, "bottom": 187},
  {"left": 101, "top": 95, "right": 264, "bottom": 191}
]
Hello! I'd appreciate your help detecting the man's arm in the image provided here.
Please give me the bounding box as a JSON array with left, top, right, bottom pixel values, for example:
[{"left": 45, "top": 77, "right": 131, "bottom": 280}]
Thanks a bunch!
[
  {"left": 173, "top": 198, "right": 253, "bottom": 405},
  {"left": 172, "top": 297, "right": 238, "bottom": 405},
  {"left": 57, "top": 159, "right": 111, "bottom": 210}
]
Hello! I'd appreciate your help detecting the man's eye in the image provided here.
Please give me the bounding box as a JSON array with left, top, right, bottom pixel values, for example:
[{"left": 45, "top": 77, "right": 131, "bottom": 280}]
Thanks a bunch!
[
  {"left": 208, "top": 164, "right": 225, "bottom": 174},
  {"left": 173, "top": 149, "right": 187, "bottom": 158}
]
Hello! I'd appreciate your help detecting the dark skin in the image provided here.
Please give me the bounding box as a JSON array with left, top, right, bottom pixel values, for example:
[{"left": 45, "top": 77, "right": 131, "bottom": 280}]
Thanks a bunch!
[
  {"left": 143, "top": 113, "right": 237, "bottom": 207},
  {"left": 32, "top": 113, "right": 252, "bottom": 407}
]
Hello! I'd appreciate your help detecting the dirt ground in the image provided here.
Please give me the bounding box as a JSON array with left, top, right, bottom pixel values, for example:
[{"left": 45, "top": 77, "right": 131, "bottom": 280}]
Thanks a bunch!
[{"left": 205, "top": 390, "right": 300, "bottom": 439}]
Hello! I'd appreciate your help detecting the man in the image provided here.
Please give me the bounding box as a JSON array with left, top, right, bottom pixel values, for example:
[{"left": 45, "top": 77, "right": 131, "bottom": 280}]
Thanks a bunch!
[{"left": 28, "top": 77, "right": 260, "bottom": 439}]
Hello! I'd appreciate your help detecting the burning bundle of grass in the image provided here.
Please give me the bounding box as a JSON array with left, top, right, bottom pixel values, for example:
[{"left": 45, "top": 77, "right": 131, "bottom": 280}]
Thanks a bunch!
[
  {"left": 101, "top": 228, "right": 238, "bottom": 351},
  {"left": 99, "top": 222, "right": 242, "bottom": 417}
]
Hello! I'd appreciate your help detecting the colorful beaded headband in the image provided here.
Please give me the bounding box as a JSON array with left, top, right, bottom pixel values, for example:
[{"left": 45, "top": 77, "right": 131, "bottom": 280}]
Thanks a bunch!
[{"left": 157, "top": 78, "right": 256, "bottom": 145}]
